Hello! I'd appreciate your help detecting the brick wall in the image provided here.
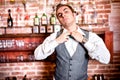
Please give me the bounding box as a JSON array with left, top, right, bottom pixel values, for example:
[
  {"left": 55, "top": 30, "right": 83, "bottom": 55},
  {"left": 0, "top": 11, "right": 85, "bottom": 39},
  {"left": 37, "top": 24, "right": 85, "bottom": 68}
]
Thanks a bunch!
[
  {"left": 109, "top": 2, "right": 120, "bottom": 52},
  {"left": 0, "top": 0, "right": 120, "bottom": 80},
  {"left": 0, "top": 0, "right": 111, "bottom": 27},
  {"left": 0, "top": 61, "right": 56, "bottom": 80},
  {"left": 88, "top": 53, "right": 120, "bottom": 80},
  {"left": 0, "top": 53, "right": 120, "bottom": 80}
]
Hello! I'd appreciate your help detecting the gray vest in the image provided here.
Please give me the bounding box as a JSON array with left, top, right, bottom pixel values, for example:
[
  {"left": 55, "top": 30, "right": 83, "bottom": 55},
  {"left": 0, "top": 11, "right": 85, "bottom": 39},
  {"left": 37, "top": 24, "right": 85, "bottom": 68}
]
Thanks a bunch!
[{"left": 54, "top": 29, "right": 89, "bottom": 80}]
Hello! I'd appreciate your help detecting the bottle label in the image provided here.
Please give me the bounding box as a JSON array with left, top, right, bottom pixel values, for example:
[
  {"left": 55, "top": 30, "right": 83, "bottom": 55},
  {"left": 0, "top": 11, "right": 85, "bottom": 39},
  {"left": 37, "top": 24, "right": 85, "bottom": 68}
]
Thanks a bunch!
[
  {"left": 33, "top": 26, "right": 39, "bottom": 33},
  {"left": 51, "top": 17, "right": 56, "bottom": 25},
  {"left": 8, "top": 21, "right": 12, "bottom": 27},
  {"left": 42, "top": 17, "right": 47, "bottom": 25},
  {"left": 40, "top": 26, "right": 46, "bottom": 33},
  {"left": 8, "top": 22, "right": 12, "bottom": 26},
  {"left": 34, "top": 18, "right": 39, "bottom": 26},
  {"left": 47, "top": 25, "right": 53, "bottom": 33}
]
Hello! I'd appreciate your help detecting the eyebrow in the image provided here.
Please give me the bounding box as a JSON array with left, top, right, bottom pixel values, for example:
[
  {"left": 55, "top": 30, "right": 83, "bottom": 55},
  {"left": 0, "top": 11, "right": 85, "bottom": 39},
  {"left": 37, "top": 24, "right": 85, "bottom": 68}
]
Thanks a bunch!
[
  {"left": 57, "top": 7, "right": 68, "bottom": 16},
  {"left": 63, "top": 8, "right": 68, "bottom": 11}
]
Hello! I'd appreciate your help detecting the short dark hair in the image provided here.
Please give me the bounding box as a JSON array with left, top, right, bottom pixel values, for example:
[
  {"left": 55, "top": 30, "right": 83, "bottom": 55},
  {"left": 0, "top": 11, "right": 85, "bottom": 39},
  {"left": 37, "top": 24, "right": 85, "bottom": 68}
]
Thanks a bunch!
[{"left": 56, "top": 3, "right": 75, "bottom": 13}]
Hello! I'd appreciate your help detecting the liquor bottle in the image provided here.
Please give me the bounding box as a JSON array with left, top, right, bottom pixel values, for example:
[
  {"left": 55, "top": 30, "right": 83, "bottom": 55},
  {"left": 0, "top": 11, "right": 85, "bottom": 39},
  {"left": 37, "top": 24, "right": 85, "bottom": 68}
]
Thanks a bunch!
[
  {"left": 100, "top": 74, "right": 104, "bottom": 80},
  {"left": 50, "top": 13, "right": 56, "bottom": 25},
  {"left": 93, "top": 74, "right": 97, "bottom": 80},
  {"left": 34, "top": 13, "right": 39, "bottom": 26},
  {"left": 23, "top": 75, "right": 27, "bottom": 80},
  {"left": 41, "top": 13, "right": 48, "bottom": 26},
  {"left": 7, "top": 9, "right": 13, "bottom": 27}
]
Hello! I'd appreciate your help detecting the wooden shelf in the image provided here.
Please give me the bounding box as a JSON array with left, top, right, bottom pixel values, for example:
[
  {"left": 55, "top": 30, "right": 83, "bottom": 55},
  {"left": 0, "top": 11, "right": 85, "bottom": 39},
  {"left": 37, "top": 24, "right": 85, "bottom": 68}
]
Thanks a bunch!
[
  {"left": 0, "top": 30, "right": 113, "bottom": 63},
  {"left": 0, "top": 48, "right": 35, "bottom": 52},
  {"left": 0, "top": 33, "right": 50, "bottom": 38},
  {"left": 0, "top": 33, "right": 50, "bottom": 52}
]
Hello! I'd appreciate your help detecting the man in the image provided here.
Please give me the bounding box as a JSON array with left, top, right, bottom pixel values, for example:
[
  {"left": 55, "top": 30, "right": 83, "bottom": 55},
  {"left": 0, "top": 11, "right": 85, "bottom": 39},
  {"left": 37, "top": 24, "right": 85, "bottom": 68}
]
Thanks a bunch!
[{"left": 34, "top": 3, "right": 110, "bottom": 80}]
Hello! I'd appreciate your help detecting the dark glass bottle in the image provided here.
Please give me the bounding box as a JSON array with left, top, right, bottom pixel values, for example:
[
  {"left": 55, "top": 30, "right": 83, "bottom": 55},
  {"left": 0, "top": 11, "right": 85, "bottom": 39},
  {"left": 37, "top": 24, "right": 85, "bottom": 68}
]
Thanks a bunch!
[
  {"left": 23, "top": 75, "right": 27, "bottom": 80},
  {"left": 100, "top": 74, "right": 104, "bottom": 80},
  {"left": 41, "top": 13, "right": 48, "bottom": 26},
  {"left": 34, "top": 13, "right": 39, "bottom": 26},
  {"left": 7, "top": 9, "right": 13, "bottom": 27},
  {"left": 50, "top": 13, "right": 56, "bottom": 25}
]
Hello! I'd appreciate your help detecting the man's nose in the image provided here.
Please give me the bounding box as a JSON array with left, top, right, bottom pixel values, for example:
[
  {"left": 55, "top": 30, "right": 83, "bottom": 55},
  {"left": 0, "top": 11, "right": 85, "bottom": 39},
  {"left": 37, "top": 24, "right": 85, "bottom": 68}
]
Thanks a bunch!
[{"left": 62, "top": 14, "right": 66, "bottom": 18}]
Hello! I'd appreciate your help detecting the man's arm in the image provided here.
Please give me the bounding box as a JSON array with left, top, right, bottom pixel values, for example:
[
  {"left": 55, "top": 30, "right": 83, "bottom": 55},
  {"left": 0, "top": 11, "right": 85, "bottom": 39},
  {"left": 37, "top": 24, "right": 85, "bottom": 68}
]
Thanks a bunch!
[
  {"left": 84, "top": 32, "right": 110, "bottom": 64},
  {"left": 34, "top": 33, "right": 58, "bottom": 60}
]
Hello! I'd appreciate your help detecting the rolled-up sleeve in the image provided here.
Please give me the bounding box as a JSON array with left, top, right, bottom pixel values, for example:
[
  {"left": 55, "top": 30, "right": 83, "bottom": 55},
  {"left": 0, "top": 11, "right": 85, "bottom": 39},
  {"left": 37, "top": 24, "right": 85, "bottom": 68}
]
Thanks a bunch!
[
  {"left": 84, "top": 32, "right": 110, "bottom": 64},
  {"left": 34, "top": 33, "right": 59, "bottom": 60}
]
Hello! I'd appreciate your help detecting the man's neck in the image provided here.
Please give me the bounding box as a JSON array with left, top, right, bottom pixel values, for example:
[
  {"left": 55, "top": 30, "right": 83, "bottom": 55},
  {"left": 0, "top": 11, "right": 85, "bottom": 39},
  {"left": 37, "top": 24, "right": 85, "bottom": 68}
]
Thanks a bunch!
[{"left": 65, "top": 24, "right": 78, "bottom": 32}]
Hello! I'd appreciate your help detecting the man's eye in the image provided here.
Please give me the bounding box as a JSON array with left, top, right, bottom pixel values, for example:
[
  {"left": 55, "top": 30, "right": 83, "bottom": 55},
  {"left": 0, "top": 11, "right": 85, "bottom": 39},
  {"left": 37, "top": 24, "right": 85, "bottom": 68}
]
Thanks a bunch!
[
  {"left": 65, "top": 10, "right": 68, "bottom": 13},
  {"left": 58, "top": 13, "right": 62, "bottom": 17}
]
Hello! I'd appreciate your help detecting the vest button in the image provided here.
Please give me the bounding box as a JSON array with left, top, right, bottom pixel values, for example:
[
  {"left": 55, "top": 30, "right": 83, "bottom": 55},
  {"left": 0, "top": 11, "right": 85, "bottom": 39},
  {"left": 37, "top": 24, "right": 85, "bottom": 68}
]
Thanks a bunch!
[
  {"left": 69, "top": 69, "right": 72, "bottom": 71},
  {"left": 69, "top": 75, "right": 71, "bottom": 77},
  {"left": 70, "top": 58, "right": 72, "bottom": 60}
]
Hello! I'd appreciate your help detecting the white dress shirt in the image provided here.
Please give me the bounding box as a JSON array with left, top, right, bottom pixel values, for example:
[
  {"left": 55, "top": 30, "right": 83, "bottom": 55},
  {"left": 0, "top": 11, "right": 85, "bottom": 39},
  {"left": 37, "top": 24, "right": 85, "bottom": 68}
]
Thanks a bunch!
[{"left": 34, "top": 28, "right": 110, "bottom": 64}]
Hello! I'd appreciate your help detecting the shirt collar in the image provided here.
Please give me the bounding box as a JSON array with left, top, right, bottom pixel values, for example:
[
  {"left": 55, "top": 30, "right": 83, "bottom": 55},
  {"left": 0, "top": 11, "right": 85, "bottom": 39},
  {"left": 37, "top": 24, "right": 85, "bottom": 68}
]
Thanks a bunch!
[
  {"left": 62, "top": 27, "right": 86, "bottom": 36},
  {"left": 77, "top": 27, "right": 86, "bottom": 36}
]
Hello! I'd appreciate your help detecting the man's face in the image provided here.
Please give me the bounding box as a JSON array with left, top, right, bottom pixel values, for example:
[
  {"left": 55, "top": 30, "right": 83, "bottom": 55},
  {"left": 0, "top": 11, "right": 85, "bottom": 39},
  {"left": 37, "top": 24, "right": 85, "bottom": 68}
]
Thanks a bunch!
[{"left": 56, "top": 6, "right": 75, "bottom": 27}]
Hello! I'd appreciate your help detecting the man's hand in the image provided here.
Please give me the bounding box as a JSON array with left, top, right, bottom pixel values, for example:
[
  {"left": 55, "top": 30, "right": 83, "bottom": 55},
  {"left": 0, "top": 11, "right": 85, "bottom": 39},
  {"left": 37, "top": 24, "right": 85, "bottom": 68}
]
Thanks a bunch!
[
  {"left": 71, "top": 30, "right": 84, "bottom": 43},
  {"left": 55, "top": 31, "right": 70, "bottom": 44}
]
